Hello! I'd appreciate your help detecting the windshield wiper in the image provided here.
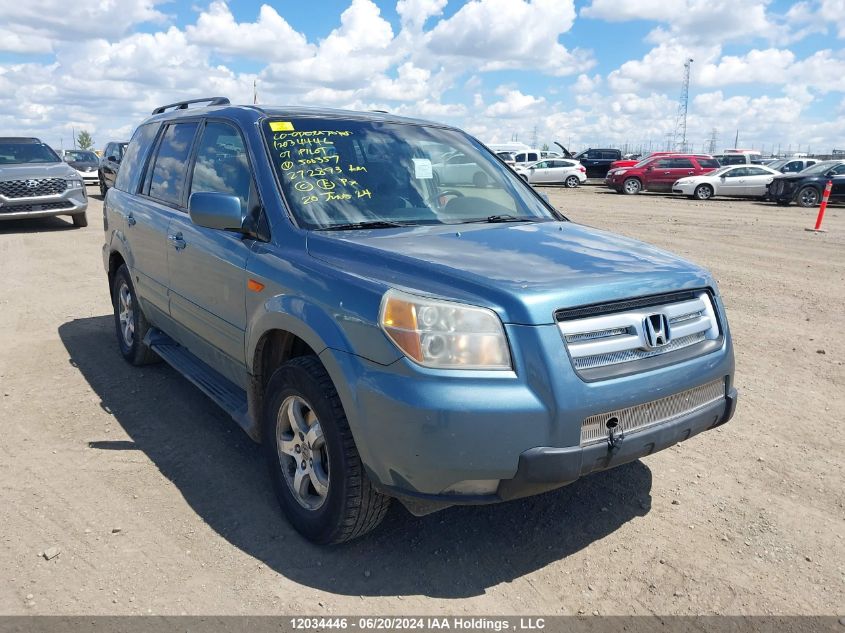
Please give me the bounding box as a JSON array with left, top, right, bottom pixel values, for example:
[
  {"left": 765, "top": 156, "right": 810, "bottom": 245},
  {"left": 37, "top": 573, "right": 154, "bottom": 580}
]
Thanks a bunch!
[
  {"left": 460, "top": 214, "right": 544, "bottom": 224},
  {"left": 318, "top": 220, "right": 411, "bottom": 231}
]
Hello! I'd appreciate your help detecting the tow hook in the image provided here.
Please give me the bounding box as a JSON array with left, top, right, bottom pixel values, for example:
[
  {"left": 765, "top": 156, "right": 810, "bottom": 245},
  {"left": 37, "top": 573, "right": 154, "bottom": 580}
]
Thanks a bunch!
[{"left": 606, "top": 416, "right": 624, "bottom": 451}]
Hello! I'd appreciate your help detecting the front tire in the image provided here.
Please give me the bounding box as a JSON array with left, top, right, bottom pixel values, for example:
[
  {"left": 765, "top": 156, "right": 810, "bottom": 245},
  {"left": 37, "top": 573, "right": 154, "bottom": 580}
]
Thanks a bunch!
[
  {"left": 72, "top": 212, "right": 88, "bottom": 228},
  {"left": 111, "top": 264, "right": 159, "bottom": 365},
  {"left": 263, "top": 356, "right": 391, "bottom": 544},
  {"left": 622, "top": 177, "right": 641, "bottom": 195},
  {"left": 796, "top": 186, "right": 819, "bottom": 208},
  {"left": 694, "top": 184, "right": 713, "bottom": 201},
  {"left": 99, "top": 173, "right": 107, "bottom": 197},
  {"left": 565, "top": 175, "right": 580, "bottom": 188}
]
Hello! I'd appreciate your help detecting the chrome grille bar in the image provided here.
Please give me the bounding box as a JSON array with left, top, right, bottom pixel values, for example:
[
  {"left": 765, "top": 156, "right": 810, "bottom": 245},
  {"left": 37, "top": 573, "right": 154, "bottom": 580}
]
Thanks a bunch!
[{"left": 580, "top": 379, "right": 725, "bottom": 445}]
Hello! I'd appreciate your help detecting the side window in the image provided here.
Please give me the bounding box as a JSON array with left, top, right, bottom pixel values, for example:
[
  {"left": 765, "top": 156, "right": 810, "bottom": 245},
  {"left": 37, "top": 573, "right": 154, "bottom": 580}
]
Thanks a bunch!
[
  {"left": 806, "top": 161, "right": 816, "bottom": 167},
  {"left": 189, "top": 121, "right": 254, "bottom": 212},
  {"left": 527, "top": 152, "right": 539, "bottom": 162},
  {"left": 729, "top": 167, "right": 749, "bottom": 177},
  {"left": 104, "top": 144, "right": 113, "bottom": 159},
  {"left": 670, "top": 158, "right": 694, "bottom": 169},
  {"left": 745, "top": 167, "right": 768, "bottom": 176},
  {"left": 831, "top": 164, "right": 845, "bottom": 175},
  {"left": 696, "top": 158, "right": 721, "bottom": 169},
  {"left": 114, "top": 123, "right": 161, "bottom": 193},
  {"left": 147, "top": 122, "right": 199, "bottom": 206},
  {"left": 601, "top": 151, "right": 618, "bottom": 160},
  {"left": 653, "top": 159, "right": 672, "bottom": 168}
]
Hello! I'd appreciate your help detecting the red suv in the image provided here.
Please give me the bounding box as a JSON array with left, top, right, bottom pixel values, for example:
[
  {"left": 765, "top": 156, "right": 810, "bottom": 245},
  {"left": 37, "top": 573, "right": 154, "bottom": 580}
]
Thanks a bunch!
[{"left": 606, "top": 155, "right": 720, "bottom": 194}]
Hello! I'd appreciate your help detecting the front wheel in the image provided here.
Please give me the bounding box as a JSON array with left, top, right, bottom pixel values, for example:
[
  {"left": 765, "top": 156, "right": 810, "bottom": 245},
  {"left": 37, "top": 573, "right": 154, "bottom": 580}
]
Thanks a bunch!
[
  {"left": 72, "top": 212, "right": 88, "bottom": 227},
  {"left": 263, "top": 356, "right": 391, "bottom": 544},
  {"left": 694, "top": 184, "right": 713, "bottom": 201},
  {"left": 622, "top": 178, "right": 641, "bottom": 195},
  {"left": 565, "top": 175, "right": 580, "bottom": 188},
  {"left": 796, "top": 186, "right": 820, "bottom": 208},
  {"left": 99, "top": 174, "right": 107, "bottom": 197}
]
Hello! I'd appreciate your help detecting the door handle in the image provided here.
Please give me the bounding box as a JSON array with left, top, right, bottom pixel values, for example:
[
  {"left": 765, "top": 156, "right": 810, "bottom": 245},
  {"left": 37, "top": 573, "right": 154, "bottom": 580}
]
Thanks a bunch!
[
  {"left": 126, "top": 214, "right": 136, "bottom": 226},
  {"left": 168, "top": 233, "right": 186, "bottom": 250}
]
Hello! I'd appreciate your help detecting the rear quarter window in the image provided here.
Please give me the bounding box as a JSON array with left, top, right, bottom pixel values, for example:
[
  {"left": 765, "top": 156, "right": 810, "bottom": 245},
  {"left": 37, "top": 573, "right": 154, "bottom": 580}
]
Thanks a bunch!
[
  {"left": 696, "top": 158, "right": 721, "bottom": 169},
  {"left": 114, "top": 122, "right": 161, "bottom": 193}
]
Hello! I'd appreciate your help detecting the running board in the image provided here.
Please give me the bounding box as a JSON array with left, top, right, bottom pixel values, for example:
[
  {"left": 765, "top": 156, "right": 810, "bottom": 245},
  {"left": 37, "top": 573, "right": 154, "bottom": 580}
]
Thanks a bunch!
[{"left": 144, "top": 329, "right": 251, "bottom": 434}]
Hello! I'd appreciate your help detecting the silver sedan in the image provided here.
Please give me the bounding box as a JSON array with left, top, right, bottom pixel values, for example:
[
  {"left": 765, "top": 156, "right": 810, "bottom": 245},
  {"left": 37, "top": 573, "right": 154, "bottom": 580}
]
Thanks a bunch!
[{"left": 672, "top": 164, "right": 781, "bottom": 200}]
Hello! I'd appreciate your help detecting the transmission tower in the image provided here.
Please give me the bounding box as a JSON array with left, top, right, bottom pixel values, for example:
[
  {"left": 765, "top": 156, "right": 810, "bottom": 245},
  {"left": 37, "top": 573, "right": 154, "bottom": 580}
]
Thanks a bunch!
[
  {"left": 673, "top": 58, "right": 694, "bottom": 152},
  {"left": 706, "top": 128, "right": 718, "bottom": 154}
]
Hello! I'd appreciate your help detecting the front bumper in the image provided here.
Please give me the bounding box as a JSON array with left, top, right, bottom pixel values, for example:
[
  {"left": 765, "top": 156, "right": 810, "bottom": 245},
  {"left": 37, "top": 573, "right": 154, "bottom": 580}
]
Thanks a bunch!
[
  {"left": 326, "top": 317, "right": 736, "bottom": 514},
  {"left": 76, "top": 170, "right": 100, "bottom": 185},
  {"left": 0, "top": 186, "right": 87, "bottom": 220}
]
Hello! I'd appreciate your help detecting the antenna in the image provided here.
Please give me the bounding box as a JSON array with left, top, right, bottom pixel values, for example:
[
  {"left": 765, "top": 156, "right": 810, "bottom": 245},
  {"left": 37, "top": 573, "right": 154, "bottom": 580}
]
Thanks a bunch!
[{"left": 673, "top": 58, "right": 693, "bottom": 152}]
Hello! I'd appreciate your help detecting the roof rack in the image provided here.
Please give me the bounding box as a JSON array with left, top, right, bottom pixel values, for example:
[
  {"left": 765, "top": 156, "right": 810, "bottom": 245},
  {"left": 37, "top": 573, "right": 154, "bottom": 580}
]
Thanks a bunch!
[{"left": 152, "top": 97, "right": 230, "bottom": 115}]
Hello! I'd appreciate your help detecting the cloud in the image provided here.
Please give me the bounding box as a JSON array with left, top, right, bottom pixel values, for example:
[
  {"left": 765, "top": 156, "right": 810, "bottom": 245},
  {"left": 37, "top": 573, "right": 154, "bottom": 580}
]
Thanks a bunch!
[
  {"left": 0, "top": 0, "right": 167, "bottom": 52},
  {"left": 185, "top": 2, "right": 314, "bottom": 62},
  {"left": 426, "top": 0, "right": 590, "bottom": 76},
  {"left": 484, "top": 89, "right": 546, "bottom": 118}
]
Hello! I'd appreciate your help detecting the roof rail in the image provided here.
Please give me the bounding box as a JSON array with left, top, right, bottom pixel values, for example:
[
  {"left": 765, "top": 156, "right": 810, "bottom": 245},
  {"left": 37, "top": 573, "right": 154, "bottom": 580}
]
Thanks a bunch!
[{"left": 152, "top": 97, "right": 230, "bottom": 115}]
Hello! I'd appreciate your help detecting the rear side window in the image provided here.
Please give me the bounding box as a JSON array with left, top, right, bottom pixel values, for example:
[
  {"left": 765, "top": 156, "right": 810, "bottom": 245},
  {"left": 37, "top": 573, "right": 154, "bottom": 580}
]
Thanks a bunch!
[
  {"left": 147, "top": 122, "right": 199, "bottom": 206},
  {"left": 114, "top": 123, "right": 160, "bottom": 193},
  {"left": 669, "top": 158, "right": 694, "bottom": 168},
  {"left": 696, "top": 158, "right": 721, "bottom": 169}
]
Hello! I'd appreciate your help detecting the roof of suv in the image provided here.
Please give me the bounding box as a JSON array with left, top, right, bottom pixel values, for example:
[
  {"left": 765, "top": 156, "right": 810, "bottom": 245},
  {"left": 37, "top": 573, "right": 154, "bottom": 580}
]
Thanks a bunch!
[
  {"left": 0, "top": 137, "right": 42, "bottom": 143},
  {"left": 145, "top": 100, "right": 453, "bottom": 132}
]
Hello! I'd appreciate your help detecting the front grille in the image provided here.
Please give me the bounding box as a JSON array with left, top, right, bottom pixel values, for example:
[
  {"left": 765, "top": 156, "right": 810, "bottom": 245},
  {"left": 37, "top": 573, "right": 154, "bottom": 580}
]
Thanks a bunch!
[
  {"left": 580, "top": 378, "right": 725, "bottom": 445},
  {"left": 0, "top": 201, "right": 73, "bottom": 213},
  {"left": 557, "top": 290, "right": 721, "bottom": 378},
  {"left": 0, "top": 178, "right": 67, "bottom": 198}
]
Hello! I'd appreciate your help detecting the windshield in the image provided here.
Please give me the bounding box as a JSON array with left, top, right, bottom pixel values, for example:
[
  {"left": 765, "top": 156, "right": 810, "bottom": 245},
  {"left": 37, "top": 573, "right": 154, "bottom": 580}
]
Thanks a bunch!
[
  {"left": 0, "top": 142, "right": 60, "bottom": 165},
  {"left": 263, "top": 118, "right": 559, "bottom": 229},
  {"left": 64, "top": 150, "right": 98, "bottom": 162},
  {"left": 799, "top": 161, "right": 841, "bottom": 175}
]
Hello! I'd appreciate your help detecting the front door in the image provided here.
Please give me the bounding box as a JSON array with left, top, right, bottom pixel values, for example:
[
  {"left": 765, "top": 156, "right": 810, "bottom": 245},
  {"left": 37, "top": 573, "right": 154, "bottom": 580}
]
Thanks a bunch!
[
  {"left": 647, "top": 158, "right": 694, "bottom": 190},
  {"left": 718, "top": 167, "right": 748, "bottom": 195},
  {"left": 166, "top": 121, "right": 256, "bottom": 381},
  {"left": 828, "top": 164, "right": 845, "bottom": 201}
]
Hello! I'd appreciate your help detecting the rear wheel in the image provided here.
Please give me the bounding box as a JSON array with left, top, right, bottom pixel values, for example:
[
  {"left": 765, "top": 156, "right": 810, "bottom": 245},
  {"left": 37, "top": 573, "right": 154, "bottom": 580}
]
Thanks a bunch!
[
  {"left": 565, "top": 175, "right": 580, "bottom": 188},
  {"left": 111, "top": 264, "right": 159, "bottom": 366},
  {"left": 796, "top": 186, "right": 819, "bottom": 208},
  {"left": 263, "top": 356, "right": 391, "bottom": 544},
  {"left": 72, "top": 212, "right": 88, "bottom": 227},
  {"left": 622, "top": 178, "right": 641, "bottom": 195},
  {"left": 694, "top": 184, "right": 713, "bottom": 201}
]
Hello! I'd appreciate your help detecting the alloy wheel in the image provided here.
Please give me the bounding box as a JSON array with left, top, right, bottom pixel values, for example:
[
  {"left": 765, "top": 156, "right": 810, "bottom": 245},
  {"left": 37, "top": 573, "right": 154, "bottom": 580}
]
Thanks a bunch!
[
  {"left": 276, "top": 395, "right": 330, "bottom": 510},
  {"left": 117, "top": 282, "right": 135, "bottom": 347}
]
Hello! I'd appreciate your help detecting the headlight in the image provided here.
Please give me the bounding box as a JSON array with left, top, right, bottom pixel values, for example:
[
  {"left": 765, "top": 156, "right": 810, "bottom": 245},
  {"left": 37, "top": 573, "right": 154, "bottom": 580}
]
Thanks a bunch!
[
  {"left": 66, "top": 178, "right": 83, "bottom": 189},
  {"left": 379, "top": 289, "right": 512, "bottom": 370},
  {"left": 615, "top": 169, "right": 627, "bottom": 175}
]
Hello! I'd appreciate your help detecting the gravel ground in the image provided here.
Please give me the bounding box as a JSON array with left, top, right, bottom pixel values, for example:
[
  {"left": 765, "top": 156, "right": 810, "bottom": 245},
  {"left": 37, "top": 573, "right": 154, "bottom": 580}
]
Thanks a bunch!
[{"left": 0, "top": 186, "right": 842, "bottom": 615}]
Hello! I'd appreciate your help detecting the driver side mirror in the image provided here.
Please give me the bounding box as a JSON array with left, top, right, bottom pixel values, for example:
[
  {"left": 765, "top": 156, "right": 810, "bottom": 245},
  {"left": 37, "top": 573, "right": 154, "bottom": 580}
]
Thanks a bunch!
[
  {"left": 108, "top": 156, "right": 118, "bottom": 163},
  {"left": 189, "top": 192, "right": 244, "bottom": 232}
]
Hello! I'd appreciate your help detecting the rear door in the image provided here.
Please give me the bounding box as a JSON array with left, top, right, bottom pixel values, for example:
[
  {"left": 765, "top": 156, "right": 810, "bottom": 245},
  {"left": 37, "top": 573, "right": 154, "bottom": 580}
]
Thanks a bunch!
[
  {"left": 742, "top": 166, "right": 776, "bottom": 196},
  {"left": 828, "top": 163, "right": 845, "bottom": 201},
  {"left": 648, "top": 157, "right": 694, "bottom": 190},
  {"left": 166, "top": 120, "right": 256, "bottom": 382}
]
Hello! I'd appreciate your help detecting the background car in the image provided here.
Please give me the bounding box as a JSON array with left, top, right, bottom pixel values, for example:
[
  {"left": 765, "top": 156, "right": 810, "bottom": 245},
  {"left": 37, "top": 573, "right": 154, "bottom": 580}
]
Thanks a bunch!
[
  {"left": 0, "top": 136, "right": 88, "bottom": 226},
  {"left": 672, "top": 164, "right": 781, "bottom": 200},
  {"left": 495, "top": 151, "right": 516, "bottom": 166},
  {"left": 767, "top": 160, "right": 845, "bottom": 207},
  {"left": 607, "top": 154, "right": 720, "bottom": 194},
  {"left": 570, "top": 148, "right": 622, "bottom": 179},
  {"left": 98, "top": 141, "right": 128, "bottom": 195},
  {"left": 712, "top": 152, "right": 763, "bottom": 166},
  {"left": 60, "top": 149, "right": 100, "bottom": 186},
  {"left": 432, "top": 152, "right": 490, "bottom": 187},
  {"left": 515, "top": 159, "right": 586, "bottom": 187},
  {"left": 766, "top": 158, "right": 817, "bottom": 173}
]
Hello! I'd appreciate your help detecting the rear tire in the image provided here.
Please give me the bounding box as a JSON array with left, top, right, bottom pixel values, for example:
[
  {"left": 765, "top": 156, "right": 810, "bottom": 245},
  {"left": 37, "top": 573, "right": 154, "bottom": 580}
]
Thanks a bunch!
[
  {"left": 622, "top": 178, "right": 641, "bottom": 195},
  {"left": 111, "top": 264, "right": 159, "bottom": 366},
  {"left": 72, "top": 212, "right": 88, "bottom": 228},
  {"left": 693, "top": 184, "right": 713, "bottom": 201},
  {"left": 263, "top": 356, "right": 391, "bottom": 544},
  {"left": 565, "top": 175, "right": 579, "bottom": 188},
  {"left": 472, "top": 172, "right": 488, "bottom": 188}
]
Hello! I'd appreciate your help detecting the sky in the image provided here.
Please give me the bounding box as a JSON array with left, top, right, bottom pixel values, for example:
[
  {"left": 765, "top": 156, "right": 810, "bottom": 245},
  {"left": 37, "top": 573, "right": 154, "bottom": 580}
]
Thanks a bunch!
[{"left": 1, "top": 0, "right": 844, "bottom": 156}]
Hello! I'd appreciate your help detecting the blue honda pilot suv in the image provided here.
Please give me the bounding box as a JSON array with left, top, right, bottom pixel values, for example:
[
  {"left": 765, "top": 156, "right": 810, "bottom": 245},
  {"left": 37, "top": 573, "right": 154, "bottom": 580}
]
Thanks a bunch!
[{"left": 103, "top": 97, "right": 737, "bottom": 543}]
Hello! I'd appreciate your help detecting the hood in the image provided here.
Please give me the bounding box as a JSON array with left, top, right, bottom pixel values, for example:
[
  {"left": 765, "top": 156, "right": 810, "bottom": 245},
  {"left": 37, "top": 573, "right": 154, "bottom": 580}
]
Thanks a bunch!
[
  {"left": 307, "top": 221, "right": 712, "bottom": 325},
  {"left": 0, "top": 162, "right": 78, "bottom": 181},
  {"left": 67, "top": 159, "right": 99, "bottom": 171}
]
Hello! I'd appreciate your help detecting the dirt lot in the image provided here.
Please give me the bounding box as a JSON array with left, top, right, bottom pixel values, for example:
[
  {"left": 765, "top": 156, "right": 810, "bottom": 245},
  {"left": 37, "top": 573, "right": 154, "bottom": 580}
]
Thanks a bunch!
[{"left": 0, "top": 187, "right": 843, "bottom": 616}]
